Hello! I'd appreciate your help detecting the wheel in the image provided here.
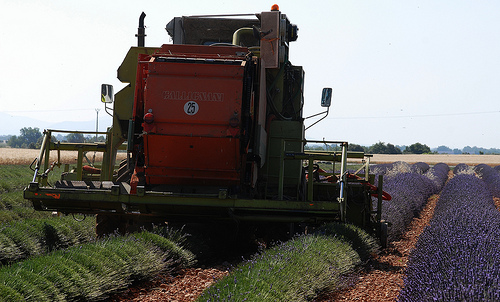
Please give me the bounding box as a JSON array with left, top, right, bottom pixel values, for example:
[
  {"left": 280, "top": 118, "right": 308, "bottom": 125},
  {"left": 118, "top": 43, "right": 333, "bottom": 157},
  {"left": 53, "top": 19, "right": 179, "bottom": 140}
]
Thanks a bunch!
[
  {"left": 96, "top": 214, "right": 127, "bottom": 238},
  {"left": 96, "top": 213, "right": 165, "bottom": 238}
]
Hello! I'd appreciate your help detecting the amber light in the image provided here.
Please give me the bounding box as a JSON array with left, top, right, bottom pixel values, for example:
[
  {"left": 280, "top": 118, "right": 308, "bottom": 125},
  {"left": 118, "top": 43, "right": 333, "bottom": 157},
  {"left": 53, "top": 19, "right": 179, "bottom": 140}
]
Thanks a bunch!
[
  {"left": 229, "top": 116, "right": 239, "bottom": 128},
  {"left": 144, "top": 112, "right": 154, "bottom": 124},
  {"left": 271, "top": 4, "right": 279, "bottom": 11}
]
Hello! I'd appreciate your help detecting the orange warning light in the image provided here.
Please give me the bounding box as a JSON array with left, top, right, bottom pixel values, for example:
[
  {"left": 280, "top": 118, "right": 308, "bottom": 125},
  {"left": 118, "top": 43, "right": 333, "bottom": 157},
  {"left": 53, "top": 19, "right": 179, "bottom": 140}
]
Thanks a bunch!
[{"left": 271, "top": 4, "right": 279, "bottom": 11}]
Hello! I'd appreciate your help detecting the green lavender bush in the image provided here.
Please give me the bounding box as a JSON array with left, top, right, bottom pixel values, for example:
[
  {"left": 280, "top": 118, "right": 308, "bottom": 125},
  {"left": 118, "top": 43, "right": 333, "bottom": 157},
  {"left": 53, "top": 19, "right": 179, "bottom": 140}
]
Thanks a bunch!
[
  {"left": 198, "top": 223, "right": 379, "bottom": 302},
  {"left": 0, "top": 231, "right": 195, "bottom": 301}
]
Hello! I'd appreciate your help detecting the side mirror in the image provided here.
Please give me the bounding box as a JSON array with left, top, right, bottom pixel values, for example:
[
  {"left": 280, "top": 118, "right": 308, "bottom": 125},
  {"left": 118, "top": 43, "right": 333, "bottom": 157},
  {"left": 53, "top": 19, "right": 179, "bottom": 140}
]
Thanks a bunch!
[
  {"left": 321, "top": 87, "right": 332, "bottom": 107},
  {"left": 101, "top": 84, "right": 114, "bottom": 103}
]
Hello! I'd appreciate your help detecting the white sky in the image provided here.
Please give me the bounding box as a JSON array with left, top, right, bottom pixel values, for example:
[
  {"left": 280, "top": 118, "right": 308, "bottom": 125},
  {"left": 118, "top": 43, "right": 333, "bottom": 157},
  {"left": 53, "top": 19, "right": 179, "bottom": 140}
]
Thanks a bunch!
[{"left": 1, "top": 0, "right": 499, "bottom": 149}]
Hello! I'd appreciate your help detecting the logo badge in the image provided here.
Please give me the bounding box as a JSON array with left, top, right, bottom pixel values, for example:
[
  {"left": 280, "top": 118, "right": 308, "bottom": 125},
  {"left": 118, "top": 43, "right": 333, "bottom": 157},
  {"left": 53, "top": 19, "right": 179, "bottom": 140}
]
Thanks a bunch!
[{"left": 184, "top": 101, "right": 199, "bottom": 115}]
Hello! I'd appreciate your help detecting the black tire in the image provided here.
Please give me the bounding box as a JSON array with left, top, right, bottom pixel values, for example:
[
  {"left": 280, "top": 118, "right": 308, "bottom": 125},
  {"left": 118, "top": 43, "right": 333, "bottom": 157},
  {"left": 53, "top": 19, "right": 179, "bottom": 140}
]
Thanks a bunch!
[
  {"left": 96, "top": 213, "right": 164, "bottom": 238},
  {"left": 96, "top": 214, "right": 127, "bottom": 238}
]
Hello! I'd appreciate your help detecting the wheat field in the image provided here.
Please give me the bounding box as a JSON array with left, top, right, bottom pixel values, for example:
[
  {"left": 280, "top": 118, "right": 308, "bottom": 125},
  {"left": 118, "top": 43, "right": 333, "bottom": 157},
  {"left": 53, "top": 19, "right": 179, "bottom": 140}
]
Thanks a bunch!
[
  {"left": 369, "top": 154, "right": 500, "bottom": 166},
  {"left": 1, "top": 148, "right": 499, "bottom": 166},
  {"left": 0, "top": 148, "right": 127, "bottom": 165}
]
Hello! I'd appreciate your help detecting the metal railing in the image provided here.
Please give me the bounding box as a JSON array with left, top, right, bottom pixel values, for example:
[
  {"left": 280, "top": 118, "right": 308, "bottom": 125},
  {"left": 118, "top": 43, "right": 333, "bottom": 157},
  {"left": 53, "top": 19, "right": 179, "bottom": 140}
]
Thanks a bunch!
[
  {"left": 278, "top": 139, "right": 373, "bottom": 222},
  {"left": 30, "top": 129, "right": 112, "bottom": 186}
]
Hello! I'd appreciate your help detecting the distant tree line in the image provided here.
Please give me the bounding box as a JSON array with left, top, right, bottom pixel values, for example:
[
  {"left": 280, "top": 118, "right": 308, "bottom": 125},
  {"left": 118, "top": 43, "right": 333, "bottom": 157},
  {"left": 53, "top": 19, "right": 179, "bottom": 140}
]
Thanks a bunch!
[
  {"left": 305, "top": 141, "right": 426, "bottom": 154},
  {"left": 3, "top": 127, "right": 500, "bottom": 154},
  {"left": 435, "top": 145, "right": 500, "bottom": 155},
  {"left": 305, "top": 141, "right": 500, "bottom": 155},
  {"left": 305, "top": 142, "right": 431, "bottom": 154},
  {"left": 6, "top": 127, "right": 105, "bottom": 149},
  {"left": 361, "top": 142, "right": 432, "bottom": 154}
]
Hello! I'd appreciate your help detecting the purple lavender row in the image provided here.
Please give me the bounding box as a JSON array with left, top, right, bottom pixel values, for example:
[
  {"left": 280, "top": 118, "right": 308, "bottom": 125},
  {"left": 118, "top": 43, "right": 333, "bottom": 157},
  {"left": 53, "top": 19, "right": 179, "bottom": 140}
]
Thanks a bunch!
[
  {"left": 410, "top": 162, "right": 430, "bottom": 174},
  {"left": 474, "top": 164, "right": 500, "bottom": 198},
  {"left": 398, "top": 174, "right": 500, "bottom": 301},
  {"left": 453, "top": 163, "right": 472, "bottom": 175},
  {"left": 371, "top": 161, "right": 428, "bottom": 175},
  {"left": 371, "top": 163, "right": 449, "bottom": 241},
  {"left": 423, "top": 163, "right": 449, "bottom": 193}
]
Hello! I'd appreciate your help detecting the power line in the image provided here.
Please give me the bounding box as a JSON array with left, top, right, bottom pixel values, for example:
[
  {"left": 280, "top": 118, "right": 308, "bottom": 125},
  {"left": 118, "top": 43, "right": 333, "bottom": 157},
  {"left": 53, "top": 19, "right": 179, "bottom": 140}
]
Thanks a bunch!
[
  {"left": 1, "top": 108, "right": 96, "bottom": 113},
  {"left": 326, "top": 110, "right": 500, "bottom": 120}
]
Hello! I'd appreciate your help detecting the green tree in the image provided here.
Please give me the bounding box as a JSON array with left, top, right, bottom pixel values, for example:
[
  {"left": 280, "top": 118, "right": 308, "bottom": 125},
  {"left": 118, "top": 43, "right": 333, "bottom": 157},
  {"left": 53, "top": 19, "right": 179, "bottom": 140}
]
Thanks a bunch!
[
  {"left": 386, "top": 143, "right": 402, "bottom": 154},
  {"left": 35, "top": 134, "right": 58, "bottom": 149},
  {"left": 348, "top": 143, "right": 366, "bottom": 152},
  {"left": 7, "top": 127, "right": 42, "bottom": 148},
  {"left": 85, "top": 135, "right": 106, "bottom": 143},
  {"left": 304, "top": 144, "right": 325, "bottom": 151},
  {"left": 66, "top": 133, "right": 85, "bottom": 143},
  {"left": 368, "top": 142, "right": 385, "bottom": 154},
  {"left": 368, "top": 142, "right": 401, "bottom": 154},
  {"left": 404, "top": 142, "right": 431, "bottom": 154},
  {"left": 20, "top": 127, "right": 42, "bottom": 146},
  {"left": 436, "top": 145, "right": 452, "bottom": 153},
  {"left": 7, "top": 135, "right": 21, "bottom": 148}
]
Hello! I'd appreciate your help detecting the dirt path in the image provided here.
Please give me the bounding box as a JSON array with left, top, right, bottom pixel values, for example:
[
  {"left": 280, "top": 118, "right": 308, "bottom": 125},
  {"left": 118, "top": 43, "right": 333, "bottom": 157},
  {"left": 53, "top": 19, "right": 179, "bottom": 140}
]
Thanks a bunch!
[
  {"left": 110, "top": 267, "right": 229, "bottom": 302},
  {"left": 314, "top": 194, "right": 440, "bottom": 302}
]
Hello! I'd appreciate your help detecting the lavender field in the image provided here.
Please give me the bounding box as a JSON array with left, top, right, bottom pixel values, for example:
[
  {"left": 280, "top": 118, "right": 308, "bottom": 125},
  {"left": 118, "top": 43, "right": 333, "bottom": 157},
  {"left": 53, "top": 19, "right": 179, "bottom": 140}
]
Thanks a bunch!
[
  {"left": 372, "top": 162, "right": 449, "bottom": 241},
  {"left": 2, "top": 159, "right": 500, "bottom": 300},
  {"left": 398, "top": 171, "right": 500, "bottom": 301}
]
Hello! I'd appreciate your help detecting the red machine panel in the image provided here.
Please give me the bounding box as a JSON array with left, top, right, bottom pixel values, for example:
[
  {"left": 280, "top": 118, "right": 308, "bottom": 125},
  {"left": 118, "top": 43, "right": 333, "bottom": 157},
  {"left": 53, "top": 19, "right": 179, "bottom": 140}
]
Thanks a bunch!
[{"left": 140, "top": 44, "right": 247, "bottom": 186}]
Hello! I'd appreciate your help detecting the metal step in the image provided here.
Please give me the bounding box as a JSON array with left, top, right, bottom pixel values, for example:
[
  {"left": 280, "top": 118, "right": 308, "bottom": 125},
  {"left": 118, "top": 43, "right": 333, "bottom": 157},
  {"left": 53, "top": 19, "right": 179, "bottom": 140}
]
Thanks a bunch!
[{"left": 54, "top": 180, "right": 114, "bottom": 190}]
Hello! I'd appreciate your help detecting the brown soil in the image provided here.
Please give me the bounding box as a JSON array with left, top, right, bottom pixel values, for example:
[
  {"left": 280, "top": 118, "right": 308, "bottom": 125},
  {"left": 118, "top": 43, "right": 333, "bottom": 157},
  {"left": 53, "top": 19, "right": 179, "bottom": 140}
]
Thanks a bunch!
[
  {"left": 314, "top": 194, "right": 440, "bottom": 302},
  {"left": 109, "top": 267, "right": 229, "bottom": 302}
]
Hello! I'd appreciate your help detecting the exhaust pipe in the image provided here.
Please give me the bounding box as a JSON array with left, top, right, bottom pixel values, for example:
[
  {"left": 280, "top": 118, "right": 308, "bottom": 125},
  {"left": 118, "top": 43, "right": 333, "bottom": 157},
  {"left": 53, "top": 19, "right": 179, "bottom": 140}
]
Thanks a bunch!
[{"left": 136, "top": 12, "right": 146, "bottom": 47}]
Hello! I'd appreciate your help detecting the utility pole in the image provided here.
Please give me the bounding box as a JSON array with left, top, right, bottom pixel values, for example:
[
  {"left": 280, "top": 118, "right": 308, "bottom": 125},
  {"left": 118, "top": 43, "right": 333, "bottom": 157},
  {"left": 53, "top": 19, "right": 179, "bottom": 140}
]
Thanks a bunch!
[{"left": 95, "top": 108, "right": 100, "bottom": 141}]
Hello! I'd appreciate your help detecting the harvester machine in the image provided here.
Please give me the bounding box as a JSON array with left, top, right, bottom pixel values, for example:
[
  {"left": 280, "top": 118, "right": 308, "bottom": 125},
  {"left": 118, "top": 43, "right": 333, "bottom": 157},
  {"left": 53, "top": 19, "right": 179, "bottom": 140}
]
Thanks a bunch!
[{"left": 24, "top": 6, "right": 390, "bottom": 246}]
